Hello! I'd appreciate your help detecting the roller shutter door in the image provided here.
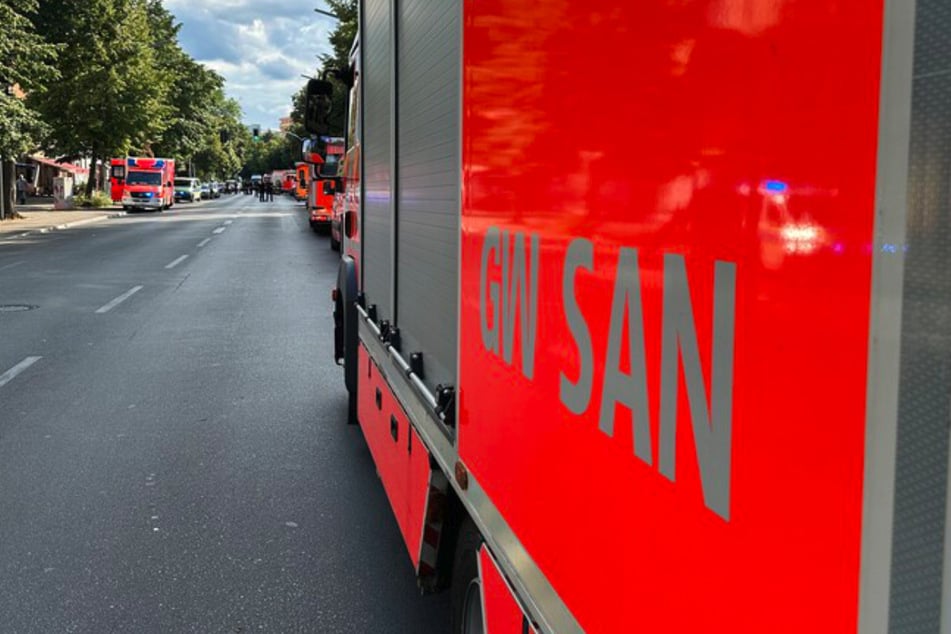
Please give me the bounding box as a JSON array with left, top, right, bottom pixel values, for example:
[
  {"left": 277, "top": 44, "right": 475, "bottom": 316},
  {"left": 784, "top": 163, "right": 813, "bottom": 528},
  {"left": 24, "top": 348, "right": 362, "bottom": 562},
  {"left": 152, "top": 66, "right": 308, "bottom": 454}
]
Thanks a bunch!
[
  {"left": 394, "top": 0, "right": 461, "bottom": 390},
  {"left": 362, "top": 0, "right": 393, "bottom": 320}
]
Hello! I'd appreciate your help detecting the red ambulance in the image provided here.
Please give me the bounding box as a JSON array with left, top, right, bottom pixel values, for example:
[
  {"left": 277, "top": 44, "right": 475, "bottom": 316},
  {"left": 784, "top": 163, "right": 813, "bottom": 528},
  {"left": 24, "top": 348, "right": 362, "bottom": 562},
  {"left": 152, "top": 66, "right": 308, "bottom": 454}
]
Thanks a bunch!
[
  {"left": 113, "top": 157, "right": 175, "bottom": 212},
  {"left": 325, "top": 2, "right": 951, "bottom": 632}
]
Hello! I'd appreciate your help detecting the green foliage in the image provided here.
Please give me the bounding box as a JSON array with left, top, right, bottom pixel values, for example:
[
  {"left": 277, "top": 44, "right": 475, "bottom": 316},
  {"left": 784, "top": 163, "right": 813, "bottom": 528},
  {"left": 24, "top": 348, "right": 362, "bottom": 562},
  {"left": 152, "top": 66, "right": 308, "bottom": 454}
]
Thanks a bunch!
[
  {"left": 289, "top": 0, "right": 356, "bottom": 139},
  {"left": 73, "top": 190, "right": 113, "bottom": 208},
  {"left": 320, "top": 0, "right": 358, "bottom": 72},
  {"left": 0, "top": 0, "right": 58, "bottom": 158},
  {"left": 31, "top": 0, "right": 170, "bottom": 167},
  {"left": 240, "top": 131, "right": 300, "bottom": 178},
  {"left": 27, "top": 0, "right": 246, "bottom": 190}
]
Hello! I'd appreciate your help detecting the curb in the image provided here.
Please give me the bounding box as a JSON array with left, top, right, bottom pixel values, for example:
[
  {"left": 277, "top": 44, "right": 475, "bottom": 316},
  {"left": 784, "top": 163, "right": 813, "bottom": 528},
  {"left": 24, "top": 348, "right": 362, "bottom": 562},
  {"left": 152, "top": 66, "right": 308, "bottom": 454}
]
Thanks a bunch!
[{"left": 6, "top": 211, "right": 127, "bottom": 239}]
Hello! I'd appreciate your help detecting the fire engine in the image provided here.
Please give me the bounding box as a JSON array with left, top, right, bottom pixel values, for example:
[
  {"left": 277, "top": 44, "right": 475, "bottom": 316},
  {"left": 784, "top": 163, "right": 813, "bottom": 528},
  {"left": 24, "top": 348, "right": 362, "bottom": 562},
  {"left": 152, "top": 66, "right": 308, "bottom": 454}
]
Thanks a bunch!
[
  {"left": 301, "top": 137, "right": 343, "bottom": 236},
  {"left": 294, "top": 161, "right": 309, "bottom": 201},
  {"left": 312, "top": 1, "right": 951, "bottom": 632},
  {"left": 111, "top": 157, "right": 175, "bottom": 212},
  {"left": 109, "top": 158, "right": 126, "bottom": 203}
]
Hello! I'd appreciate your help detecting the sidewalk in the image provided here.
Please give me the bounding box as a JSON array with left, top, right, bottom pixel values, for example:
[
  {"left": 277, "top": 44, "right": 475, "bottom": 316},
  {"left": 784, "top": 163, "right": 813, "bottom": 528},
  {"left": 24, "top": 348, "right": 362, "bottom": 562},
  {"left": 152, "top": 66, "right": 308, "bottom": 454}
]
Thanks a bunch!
[{"left": 0, "top": 198, "right": 124, "bottom": 237}]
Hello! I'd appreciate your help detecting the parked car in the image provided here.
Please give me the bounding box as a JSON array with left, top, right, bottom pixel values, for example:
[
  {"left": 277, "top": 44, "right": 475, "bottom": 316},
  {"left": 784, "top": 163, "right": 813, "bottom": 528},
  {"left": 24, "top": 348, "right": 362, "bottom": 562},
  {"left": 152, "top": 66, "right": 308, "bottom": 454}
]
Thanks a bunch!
[
  {"left": 173, "top": 178, "right": 201, "bottom": 203},
  {"left": 199, "top": 182, "right": 211, "bottom": 200},
  {"left": 209, "top": 182, "right": 222, "bottom": 199}
]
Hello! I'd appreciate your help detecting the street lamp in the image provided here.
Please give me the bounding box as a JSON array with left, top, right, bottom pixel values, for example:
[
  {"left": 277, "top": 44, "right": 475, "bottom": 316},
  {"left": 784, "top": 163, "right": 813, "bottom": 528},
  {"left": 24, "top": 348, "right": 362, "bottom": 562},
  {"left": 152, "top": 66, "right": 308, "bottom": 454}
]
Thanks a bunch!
[
  {"left": 314, "top": 8, "right": 339, "bottom": 20},
  {"left": 278, "top": 130, "right": 309, "bottom": 162}
]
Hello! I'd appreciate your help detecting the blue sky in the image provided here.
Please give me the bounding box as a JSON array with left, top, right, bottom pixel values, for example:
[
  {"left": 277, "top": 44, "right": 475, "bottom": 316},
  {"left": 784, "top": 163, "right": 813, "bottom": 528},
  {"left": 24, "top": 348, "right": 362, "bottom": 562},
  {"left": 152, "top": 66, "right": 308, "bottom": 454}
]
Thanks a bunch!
[{"left": 163, "top": 0, "right": 336, "bottom": 131}]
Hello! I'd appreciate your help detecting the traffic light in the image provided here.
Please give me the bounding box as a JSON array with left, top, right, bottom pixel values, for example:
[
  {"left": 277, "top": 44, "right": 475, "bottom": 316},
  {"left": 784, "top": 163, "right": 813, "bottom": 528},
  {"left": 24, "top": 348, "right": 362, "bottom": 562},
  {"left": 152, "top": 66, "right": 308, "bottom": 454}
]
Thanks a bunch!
[{"left": 251, "top": 124, "right": 261, "bottom": 142}]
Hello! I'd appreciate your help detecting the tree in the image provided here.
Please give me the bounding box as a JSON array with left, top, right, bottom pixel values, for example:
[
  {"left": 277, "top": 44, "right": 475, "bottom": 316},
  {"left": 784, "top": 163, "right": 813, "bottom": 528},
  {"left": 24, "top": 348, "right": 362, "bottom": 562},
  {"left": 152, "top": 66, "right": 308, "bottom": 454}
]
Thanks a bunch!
[
  {"left": 0, "top": 0, "right": 57, "bottom": 218},
  {"left": 31, "top": 0, "right": 171, "bottom": 195},
  {"left": 320, "top": 0, "right": 358, "bottom": 72},
  {"left": 289, "top": 0, "right": 356, "bottom": 139},
  {"left": 189, "top": 96, "right": 248, "bottom": 180},
  {"left": 141, "top": 2, "right": 248, "bottom": 179}
]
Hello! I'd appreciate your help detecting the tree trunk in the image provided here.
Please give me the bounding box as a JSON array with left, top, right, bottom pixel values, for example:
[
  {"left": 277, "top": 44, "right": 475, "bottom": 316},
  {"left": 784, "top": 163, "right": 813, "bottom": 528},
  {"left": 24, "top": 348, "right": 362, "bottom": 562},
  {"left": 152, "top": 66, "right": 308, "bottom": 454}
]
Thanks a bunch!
[
  {"left": 85, "top": 149, "right": 98, "bottom": 197},
  {"left": 0, "top": 159, "right": 15, "bottom": 220}
]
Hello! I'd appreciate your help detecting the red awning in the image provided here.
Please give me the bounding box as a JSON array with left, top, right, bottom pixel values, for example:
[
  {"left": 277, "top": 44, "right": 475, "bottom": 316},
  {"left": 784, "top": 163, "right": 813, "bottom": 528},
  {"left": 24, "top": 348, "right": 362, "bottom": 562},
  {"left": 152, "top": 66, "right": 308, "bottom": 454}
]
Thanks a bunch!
[{"left": 30, "top": 155, "right": 89, "bottom": 175}]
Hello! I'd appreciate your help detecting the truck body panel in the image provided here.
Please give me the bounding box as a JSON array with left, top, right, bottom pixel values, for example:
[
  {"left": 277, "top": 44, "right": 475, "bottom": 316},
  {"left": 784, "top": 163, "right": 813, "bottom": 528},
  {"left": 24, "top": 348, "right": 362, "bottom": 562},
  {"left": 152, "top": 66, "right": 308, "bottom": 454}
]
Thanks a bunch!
[
  {"left": 119, "top": 157, "right": 175, "bottom": 211},
  {"left": 333, "top": 1, "right": 951, "bottom": 631}
]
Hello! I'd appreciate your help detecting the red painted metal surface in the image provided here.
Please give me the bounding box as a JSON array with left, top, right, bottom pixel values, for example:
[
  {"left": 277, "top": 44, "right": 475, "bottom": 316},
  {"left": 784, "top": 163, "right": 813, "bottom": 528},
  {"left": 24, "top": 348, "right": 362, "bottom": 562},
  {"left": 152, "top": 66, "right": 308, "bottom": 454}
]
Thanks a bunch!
[
  {"left": 459, "top": 1, "right": 883, "bottom": 631},
  {"left": 110, "top": 158, "right": 126, "bottom": 202},
  {"left": 295, "top": 162, "right": 309, "bottom": 200},
  {"left": 119, "top": 158, "right": 176, "bottom": 208},
  {"left": 357, "top": 346, "right": 432, "bottom": 568},
  {"left": 479, "top": 546, "right": 529, "bottom": 634}
]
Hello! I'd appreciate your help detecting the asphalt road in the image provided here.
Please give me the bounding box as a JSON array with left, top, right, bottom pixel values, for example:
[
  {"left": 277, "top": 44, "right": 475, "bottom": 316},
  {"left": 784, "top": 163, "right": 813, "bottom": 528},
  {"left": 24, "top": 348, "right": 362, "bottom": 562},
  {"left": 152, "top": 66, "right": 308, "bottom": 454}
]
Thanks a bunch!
[{"left": 0, "top": 194, "right": 449, "bottom": 633}]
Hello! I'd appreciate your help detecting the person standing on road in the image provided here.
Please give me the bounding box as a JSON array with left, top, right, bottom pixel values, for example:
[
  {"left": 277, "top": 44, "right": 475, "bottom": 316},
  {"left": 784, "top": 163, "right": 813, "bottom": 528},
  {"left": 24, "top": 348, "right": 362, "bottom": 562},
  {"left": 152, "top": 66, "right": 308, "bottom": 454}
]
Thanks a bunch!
[
  {"left": 266, "top": 180, "right": 274, "bottom": 202},
  {"left": 16, "top": 175, "right": 28, "bottom": 205}
]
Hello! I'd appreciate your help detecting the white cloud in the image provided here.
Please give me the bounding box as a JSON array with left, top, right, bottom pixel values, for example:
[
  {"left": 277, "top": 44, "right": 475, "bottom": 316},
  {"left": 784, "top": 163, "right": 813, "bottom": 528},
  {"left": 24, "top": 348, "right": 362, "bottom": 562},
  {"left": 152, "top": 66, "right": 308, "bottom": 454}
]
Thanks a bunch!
[{"left": 162, "top": 0, "right": 336, "bottom": 129}]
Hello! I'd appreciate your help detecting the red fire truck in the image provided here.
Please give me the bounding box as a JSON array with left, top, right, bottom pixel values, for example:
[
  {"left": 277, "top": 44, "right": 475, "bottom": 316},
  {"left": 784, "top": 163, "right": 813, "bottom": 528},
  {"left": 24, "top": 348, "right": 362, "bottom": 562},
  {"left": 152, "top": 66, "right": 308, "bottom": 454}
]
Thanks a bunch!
[
  {"left": 111, "top": 157, "right": 175, "bottom": 212},
  {"left": 301, "top": 137, "right": 343, "bottom": 236},
  {"left": 294, "top": 161, "right": 309, "bottom": 201},
  {"left": 323, "top": 2, "right": 951, "bottom": 632},
  {"left": 109, "top": 158, "right": 126, "bottom": 202}
]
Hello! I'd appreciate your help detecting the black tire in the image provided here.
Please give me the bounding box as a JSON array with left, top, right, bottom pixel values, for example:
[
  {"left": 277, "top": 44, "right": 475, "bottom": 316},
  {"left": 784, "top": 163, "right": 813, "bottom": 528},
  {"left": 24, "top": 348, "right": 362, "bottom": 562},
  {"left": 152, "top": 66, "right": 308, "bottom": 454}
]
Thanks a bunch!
[
  {"left": 347, "top": 388, "right": 357, "bottom": 425},
  {"left": 450, "top": 517, "right": 485, "bottom": 634},
  {"left": 330, "top": 235, "right": 340, "bottom": 251}
]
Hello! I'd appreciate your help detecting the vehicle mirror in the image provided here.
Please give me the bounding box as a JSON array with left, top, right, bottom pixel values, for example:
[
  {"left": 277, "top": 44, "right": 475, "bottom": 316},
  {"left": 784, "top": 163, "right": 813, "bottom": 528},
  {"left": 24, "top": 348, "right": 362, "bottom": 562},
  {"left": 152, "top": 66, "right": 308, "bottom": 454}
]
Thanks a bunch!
[{"left": 304, "top": 78, "right": 334, "bottom": 135}]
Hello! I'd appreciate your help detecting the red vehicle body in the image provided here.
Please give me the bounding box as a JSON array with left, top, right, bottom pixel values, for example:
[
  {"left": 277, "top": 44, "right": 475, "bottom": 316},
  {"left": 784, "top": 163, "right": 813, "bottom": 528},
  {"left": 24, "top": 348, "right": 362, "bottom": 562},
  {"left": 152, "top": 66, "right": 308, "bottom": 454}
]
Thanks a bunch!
[
  {"left": 301, "top": 138, "right": 343, "bottom": 237},
  {"left": 329, "top": 2, "right": 951, "bottom": 632},
  {"left": 269, "top": 169, "right": 295, "bottom": 194},
  {"left": 112, "top": 157, "right": 175, "bottom": 212},
  {"left": 109, "top": 158, "right": 126, "bottom": 202},
  {"left": 295, "top": 162, "right": 309, "bottom": 201}
]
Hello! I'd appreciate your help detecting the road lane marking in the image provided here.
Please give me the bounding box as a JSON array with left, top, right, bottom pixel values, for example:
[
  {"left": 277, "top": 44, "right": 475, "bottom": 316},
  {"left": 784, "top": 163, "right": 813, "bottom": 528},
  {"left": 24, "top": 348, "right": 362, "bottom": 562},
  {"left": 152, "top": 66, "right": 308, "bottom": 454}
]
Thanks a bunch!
[
  {"left": 197, "top": 238, "right": 211, "bottom": 248},
  {"left": 165, "top": 255, "right": 189, "bottom": 269},
  {"left": 0, "top": 356, "right": 42, "bottom": 388},
  {"left": 0, "top": 261, "right": 24, "bottom": 271},
  {"left": 224, "top": 220, "right": 233, "bottom": 225},
  {"left": 95, "top": 285, "right": 143, "bottom": 314},
  {"left": 212, "top": 227, "right": 226, "bottom": 234}
]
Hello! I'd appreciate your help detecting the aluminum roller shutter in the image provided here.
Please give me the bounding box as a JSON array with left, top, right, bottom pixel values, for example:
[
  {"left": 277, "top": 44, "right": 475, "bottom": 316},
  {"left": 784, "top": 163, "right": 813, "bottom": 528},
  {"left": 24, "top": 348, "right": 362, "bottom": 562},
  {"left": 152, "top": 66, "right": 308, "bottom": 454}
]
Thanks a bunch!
[
  {"left": 362, "top": 0, "right": 393, "bottom": 320},
  {"left": 888, "top": 0, "right": 951, "bottom": 630},
  {"left": 394, "top": 0, "right": 461, "bottom": 390}
]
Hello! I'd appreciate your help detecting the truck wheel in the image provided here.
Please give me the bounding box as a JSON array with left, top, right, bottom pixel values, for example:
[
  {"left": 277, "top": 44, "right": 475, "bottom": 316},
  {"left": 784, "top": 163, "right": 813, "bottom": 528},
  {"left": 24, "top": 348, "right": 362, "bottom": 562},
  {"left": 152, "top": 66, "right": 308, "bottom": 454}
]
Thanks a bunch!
[
  {"left": 451, "top": 517, "right": 485, "bottom": 634},
  {"left": 347, "top": 388, "right": 357, "bottom": 425}
]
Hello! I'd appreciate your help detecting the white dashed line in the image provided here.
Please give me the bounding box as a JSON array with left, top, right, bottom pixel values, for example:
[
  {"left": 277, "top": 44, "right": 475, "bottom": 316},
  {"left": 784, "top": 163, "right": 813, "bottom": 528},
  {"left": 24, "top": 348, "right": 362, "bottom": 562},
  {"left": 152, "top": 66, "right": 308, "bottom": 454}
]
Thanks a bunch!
[
  {"left": 212, "top": 227, "right": 226, "bottom": 234},
  {"left": 224, "top": 220, "right": 233, "bottom": 225},
  {"left": 197, "top": 238, "right": 211, "bottom": 248},
  {"left": 0, "top": 356, "right": 42, "bottom": 388},
  {"left": 165, "top": 255, "right": 189, "bottom": 269},
  {"left": 0, "top": 261, "right": 25, "bottom": 271},
  {"left": 95, "top": 286, "right": 143, "bottom": 314}
]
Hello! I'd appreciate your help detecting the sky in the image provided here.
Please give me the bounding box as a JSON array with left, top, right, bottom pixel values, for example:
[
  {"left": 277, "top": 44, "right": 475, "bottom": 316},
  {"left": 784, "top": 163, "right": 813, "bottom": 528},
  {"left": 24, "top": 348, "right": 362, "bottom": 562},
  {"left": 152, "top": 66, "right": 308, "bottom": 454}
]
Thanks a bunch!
[{"left": 163, "top": 0, "right": 336, "bottom": 131}]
